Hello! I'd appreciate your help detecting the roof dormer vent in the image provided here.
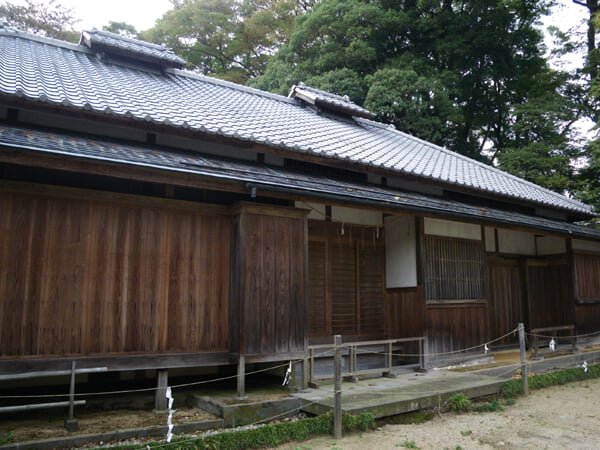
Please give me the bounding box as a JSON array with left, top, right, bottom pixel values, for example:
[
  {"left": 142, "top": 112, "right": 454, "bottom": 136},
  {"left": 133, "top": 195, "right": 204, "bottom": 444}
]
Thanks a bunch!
[
  {"left": 288, "top": 82, "right": 374, "bottom": 119},
  {"left": 79, "top": 29, "right": 187, "bottom": 69}
]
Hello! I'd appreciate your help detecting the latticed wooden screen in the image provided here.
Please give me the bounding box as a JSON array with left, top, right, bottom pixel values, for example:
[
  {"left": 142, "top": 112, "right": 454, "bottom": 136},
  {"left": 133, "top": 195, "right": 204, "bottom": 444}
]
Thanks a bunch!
[{"left": 422, "top": 236, "right": 486, "bottom": 302}]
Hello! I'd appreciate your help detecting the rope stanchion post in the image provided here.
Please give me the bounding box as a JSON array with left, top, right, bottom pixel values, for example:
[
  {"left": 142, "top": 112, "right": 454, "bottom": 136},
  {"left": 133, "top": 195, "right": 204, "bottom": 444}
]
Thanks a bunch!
[
  {"left": 236, "top": 355, "right": 247, "bottom": 401},
  {"left": 64, "top": 361, "right": 78, "bottom": 432},
  {"left": 518, "top": 323, "right": 528, "bottom": 395},
  {"left": 333, "top": 334, "right": 342, "bottom": 439}
]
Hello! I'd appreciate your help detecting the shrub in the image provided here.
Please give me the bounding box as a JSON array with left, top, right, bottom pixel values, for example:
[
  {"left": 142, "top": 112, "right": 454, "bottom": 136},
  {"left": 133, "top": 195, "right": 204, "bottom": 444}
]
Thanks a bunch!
[
  {"left": 473, "top": 400, "right": 502, "bottom": 412},
  {"left": 448, "top": 393, "right": 471, "bottom": 413},
  {"left": 501, "top": 362, "right": 600, "bottom": 400},
  {"left": 103, "top": 411, "right": 375, "bottom": 449}
]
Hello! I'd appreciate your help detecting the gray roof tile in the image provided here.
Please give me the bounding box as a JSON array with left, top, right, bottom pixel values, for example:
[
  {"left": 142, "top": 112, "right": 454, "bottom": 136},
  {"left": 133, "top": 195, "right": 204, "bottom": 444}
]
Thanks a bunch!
[{"left": 0, "top": 28, "right": 593, "bottom": 216}]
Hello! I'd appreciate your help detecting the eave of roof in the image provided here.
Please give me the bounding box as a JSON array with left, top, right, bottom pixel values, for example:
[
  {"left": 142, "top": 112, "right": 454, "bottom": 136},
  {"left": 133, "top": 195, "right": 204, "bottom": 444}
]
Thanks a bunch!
[
  {"left": 0, "top": 26, "right": 595, "bottom": 218},
  {"left": 1, "top": 124, "right": 598, "bottom": 240}
]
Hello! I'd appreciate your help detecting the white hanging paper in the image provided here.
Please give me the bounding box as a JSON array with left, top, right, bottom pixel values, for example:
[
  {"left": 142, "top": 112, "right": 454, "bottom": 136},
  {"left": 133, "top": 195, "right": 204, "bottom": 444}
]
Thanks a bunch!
[
  {"left": 583, "top": 361, "right": 588, "bottom": 373},
  {"left": 166, "top": 386, "right": 174, "bottom": 443},
  {"left": 282, "top": 361, "right": 292, "bottom": 387},
  {"left": 484, "top": 344, "right": 489, "bottom": 354},
  {"left": 549, "top": 338, "right": 556, "bottom": 352}
]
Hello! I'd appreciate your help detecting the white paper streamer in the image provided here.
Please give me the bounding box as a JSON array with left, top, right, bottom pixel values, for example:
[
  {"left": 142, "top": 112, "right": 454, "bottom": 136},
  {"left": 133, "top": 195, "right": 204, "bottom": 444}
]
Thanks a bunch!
[
  {"left": 484, "top": 344, "right": 489, "bottom": 354},
  {"left": 583, "top": 361, "right": 588, "bottom": 373},
  {"left": 282, "top": 361, "right": 292, "bottom": 387},
  {"left": 549, "top": 338, "right": 556, "bottom": 352},
  {"left": 166, "top": 386, "right": 174, "bottom": 442}
]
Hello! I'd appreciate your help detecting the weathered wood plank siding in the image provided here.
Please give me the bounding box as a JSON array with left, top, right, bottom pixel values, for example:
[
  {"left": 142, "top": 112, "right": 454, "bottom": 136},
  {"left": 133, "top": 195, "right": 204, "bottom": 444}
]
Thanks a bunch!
[
  {"left": 0, "top": 183, "right": 230, "bottom": 357},
  {"left": 386, "top": 288, "right": 423, "bottom": 339},
  {"left": 574, "top": 253, "right": 600, "bottom": 301},
  {"left": 231, "top": 206, "right": 307, "bottom": 355},
  {"left": 487, "top": 259, "right": 523, "bottom": 345},
  {"left": 526, "top": 259, "right": 574, "bottom": 330},
  {"left": 425, "top": 305, "right": 488, "bottom": 356},
  {"left": 573, "top": 252, "right": 600, "bottom": 333}
]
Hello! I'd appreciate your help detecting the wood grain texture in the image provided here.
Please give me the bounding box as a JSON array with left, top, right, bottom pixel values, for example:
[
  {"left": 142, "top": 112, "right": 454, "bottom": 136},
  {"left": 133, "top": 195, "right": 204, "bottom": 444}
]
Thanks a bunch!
[
  {"left": 233, "top": 209, "right": 307, "bottom": 355},
  {"left": 526, "top": 260, "right": 574, "bottom": 330},
  {"left": 0, "top": 184, "right": 230, "bottom": 358},
  {"left": 487, "top": 260, "right": 523, "bottom": 345},
  {"left": 574, "top": 253, "right": 600, "bottom": 301},
  {"left": 426, "top": 305, "right": 488, "bottom": 356}
]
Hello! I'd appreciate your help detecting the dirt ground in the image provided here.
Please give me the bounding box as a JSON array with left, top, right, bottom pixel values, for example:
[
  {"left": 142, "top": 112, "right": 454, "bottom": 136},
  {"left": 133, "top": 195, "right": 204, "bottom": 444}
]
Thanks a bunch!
[
  {"left": 280, "top": 377, "right": 600, "bottom": 450},
  {"left": 0, "top": 407, "right": 218, "bottom": 444}
]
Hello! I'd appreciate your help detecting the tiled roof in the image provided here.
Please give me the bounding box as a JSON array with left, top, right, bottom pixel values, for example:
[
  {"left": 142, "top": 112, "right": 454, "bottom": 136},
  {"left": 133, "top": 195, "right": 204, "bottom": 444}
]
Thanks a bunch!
[
  {"left": 2, "top": 124, "right": 599, "bottom": 239},
  {"left": 0, "top": 27, "right": 594, "bottom": 217},
  {"left": 79, "top": 29, "right": 187, "bottom": 68}
]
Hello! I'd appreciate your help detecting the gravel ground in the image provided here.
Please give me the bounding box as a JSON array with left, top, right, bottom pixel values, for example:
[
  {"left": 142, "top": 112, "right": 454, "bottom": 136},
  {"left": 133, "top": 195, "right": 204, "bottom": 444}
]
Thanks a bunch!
[{"left": 279, "top": 377, "right": 600, "bottom": 450}]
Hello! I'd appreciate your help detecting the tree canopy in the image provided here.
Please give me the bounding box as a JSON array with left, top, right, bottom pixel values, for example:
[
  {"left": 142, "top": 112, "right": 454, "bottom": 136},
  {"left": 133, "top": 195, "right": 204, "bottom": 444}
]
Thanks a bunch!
[
  {"left": 0, "top": 0, "right": 79, "bottom": 42},
  {"left": 141, "top": 0, "right": 315, "bottom": 83}
]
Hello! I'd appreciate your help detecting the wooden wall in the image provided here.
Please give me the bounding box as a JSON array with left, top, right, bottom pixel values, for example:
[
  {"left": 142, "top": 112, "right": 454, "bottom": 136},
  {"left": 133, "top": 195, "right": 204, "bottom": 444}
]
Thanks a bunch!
[
  {"left": 425, "top": 305, "right": 488, "bottom": 355},
  {"left": 574, "top": 253, "right": 600, "bottom": 301},
  {"left": 526, "top": 258, "right": 574, "bottom": 330},
  {"left": 487, "top": 259, "right": 523, "bottom": 345},
  {"left": 231, "top": 205, "right": 307, "bottom": 356},
  {"left": 0, "top": 182, "right": 230, "bottom": 358},
  {"left": 386, "top": 288, "right": 423, "bottom": 339},
  {"left": 573, "top": 252, "right": 600, "bottom": 333}
]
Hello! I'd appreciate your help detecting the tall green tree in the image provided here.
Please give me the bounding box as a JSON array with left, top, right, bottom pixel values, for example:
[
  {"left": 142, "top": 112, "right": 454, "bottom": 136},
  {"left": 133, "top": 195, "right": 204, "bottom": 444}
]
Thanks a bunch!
[
  {"left": 141, "top": 0, "right": 313, "bottom": 83},
  {"left": 252, "top": 0, "right": 583, "bottom": 193},
  {"left": 569, "top": 0, "right": 600, "bottom": 214},
  {"left": 0, "top": 0, "right": 79, "bottom": 42}
]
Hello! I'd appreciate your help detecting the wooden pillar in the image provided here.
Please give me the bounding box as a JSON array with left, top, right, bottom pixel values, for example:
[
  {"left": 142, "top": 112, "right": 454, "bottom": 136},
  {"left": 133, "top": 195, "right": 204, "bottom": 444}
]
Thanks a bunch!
[
  {"left": 236, "top": 355, "right": 247, "bottom": 400},
  {"left": 155, "top": 369, "right": 169, "bottom": 412}
]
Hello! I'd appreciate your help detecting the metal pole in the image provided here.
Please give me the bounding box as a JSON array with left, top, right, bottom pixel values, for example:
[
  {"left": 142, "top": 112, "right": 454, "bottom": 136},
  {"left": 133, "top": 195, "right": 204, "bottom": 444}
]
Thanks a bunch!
[
  {"left": 518, "top": 323, "right": 528, "bottom": 395},
  {"left": 334, "top": 334, "right": 342, "bottom": 439}
]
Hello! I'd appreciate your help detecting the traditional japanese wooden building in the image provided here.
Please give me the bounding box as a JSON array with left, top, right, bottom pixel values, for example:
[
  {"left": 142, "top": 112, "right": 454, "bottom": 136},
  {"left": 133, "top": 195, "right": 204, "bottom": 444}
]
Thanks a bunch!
[{"left": 1, "top": 27, "right": 600, "bottom": 389}]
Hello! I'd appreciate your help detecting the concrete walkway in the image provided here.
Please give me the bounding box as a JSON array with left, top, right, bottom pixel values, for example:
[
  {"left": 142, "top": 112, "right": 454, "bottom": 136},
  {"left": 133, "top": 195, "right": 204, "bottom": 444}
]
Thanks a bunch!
[{"left": 293, "top": 369, "right": 505, "bottom": 418}]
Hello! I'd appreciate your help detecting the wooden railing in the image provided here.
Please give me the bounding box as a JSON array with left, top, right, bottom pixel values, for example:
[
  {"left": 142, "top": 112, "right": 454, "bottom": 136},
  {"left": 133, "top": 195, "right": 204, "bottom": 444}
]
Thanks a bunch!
[
  {"left": 530, "top": 325, "right": 577, "bottom": 358},
  {"left": 307, "top": 336, "right": 427, "bottom": 385}
]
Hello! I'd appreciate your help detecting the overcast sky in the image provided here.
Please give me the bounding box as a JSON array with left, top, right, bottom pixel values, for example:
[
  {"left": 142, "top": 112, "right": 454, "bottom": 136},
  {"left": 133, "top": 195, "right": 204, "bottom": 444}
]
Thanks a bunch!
[{"left": 3, "top": 0, "right": 587, "bottom": 35}]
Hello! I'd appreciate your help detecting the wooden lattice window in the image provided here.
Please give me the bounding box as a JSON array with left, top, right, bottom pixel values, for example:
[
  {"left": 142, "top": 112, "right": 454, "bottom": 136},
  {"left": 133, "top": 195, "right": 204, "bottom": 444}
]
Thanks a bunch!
[{"left": 422, "top": 236, "right": 486, "bottom": 303}]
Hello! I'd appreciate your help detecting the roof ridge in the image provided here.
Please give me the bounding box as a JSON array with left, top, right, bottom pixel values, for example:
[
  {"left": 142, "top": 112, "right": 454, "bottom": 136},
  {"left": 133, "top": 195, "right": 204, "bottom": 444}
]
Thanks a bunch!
[{"left": 84, "top": 28, "right": 167, "bottom": 51}]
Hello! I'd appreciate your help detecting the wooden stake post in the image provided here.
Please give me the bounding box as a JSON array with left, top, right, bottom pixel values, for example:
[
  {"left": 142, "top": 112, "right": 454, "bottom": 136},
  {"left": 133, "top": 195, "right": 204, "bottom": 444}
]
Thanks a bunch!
[
  {"left": 334, "top": 335, "right": 342, "bottom": 439},
  {"left": 518, "top": 323, "right": 528, "bottom": 395}
]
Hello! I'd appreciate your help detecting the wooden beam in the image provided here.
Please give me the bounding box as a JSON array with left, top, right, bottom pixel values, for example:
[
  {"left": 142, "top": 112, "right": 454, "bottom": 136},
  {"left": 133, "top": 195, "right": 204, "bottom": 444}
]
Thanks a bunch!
[{"left": 0, "top": 352, "right": 231, "bottom": 374}]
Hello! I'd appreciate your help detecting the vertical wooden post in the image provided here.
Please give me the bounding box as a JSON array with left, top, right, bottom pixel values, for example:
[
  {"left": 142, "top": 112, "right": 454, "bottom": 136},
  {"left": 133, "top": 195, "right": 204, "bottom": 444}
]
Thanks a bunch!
[
  {"left": 334, "top": 335, "right": 342, "bottom": 439},
  {"left": 518, "top": 323, "right": 528, "bottom": 395},
  {"left": 236, "top": 355, "right": 247, "bottom": 400},
  {"left": 64, "top": 361, "right": 78, "bottom": 432},
  {"left": 302, "top": 354, "right": 309, "bottom": 391},
  {"left": 68, "top": 361, "right": 76, "bottom": 420},
  {"left": 420, "top": 337, "right": 428, "bottom": 372},
  {"left": 155, "top": 369, "right": 169, "bottom": 412}
]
